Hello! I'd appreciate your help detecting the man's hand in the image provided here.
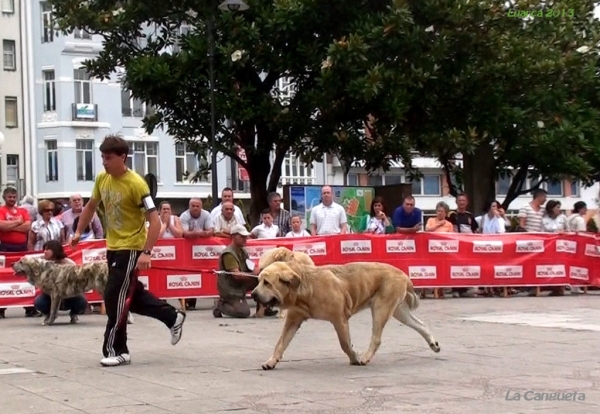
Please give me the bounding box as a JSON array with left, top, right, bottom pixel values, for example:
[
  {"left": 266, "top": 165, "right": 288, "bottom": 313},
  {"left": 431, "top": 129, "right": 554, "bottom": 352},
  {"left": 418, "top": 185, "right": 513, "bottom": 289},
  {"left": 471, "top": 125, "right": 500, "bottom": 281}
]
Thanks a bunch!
[
  {"left": 137, "top": 253, "right": 151, "bottom": 270},
  {"left": 71, "top": 232, "right": 81, "bottom": 248}
]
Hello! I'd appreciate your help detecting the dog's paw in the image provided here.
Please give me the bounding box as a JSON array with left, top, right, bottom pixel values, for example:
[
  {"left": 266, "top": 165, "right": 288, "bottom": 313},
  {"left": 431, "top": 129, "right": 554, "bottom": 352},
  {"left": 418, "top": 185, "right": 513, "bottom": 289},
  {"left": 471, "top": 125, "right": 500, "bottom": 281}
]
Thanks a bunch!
[
  {"left": 262, "top": 358, "right": 278, "bottom": 370},
  {"left": 429, "top": 341, "right": 441, "bottom": 353}
]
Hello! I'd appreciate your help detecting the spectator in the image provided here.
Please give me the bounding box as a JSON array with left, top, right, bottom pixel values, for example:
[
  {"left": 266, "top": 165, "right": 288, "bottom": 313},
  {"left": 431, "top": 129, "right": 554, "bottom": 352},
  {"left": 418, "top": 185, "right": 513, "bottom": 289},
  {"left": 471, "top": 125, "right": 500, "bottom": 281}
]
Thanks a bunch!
[
  {"left": 33, "top": 240, "right": 87, "bottom": 323},
  {"left": 392, "top": 196, "right": 422, "bottom": 233},
  {"left": 517, "top": 189, "right": 547, "bottom": 232},
  {"left": 251, "top": 209, "right": 279, "bottom": 239},
  {"left": 0, "top": 187, "right": 33, "bottom": 318},
  {"left": 214, "top": 201, "right": 240, "bottom": 238},
  {"left": 566, "top": 201, "right": 587, "bottom": 232},
  {"left": 309, "top": 186, "right": 348, "bottom": 236},
  {"left": 366, "top": 196, "right": 394, "bottom": 234},
  {"left": 60, "top": 194, "right": 103, "bottom": 240},
  {"left": 180, "top": 198, "right": 214, "bottom": 239},
  {"left": 19, "top": 195, "right": 39, "bottom": 222},
  {"left": 476, "top": 200, "right": 506, "bottom": 234},
  {"left": 72, "top": 216, "right": 96, "bottom": 241},
  {"left": 210, "top": 188, "right": 246, "bottom": 225},
  {"left": 28, "top": 200, "right": 64, "bottom": 252},
  {"left": 158, "top": 201, "right": 183, "bottom": 239},
  {"left": 265, "top": 192, "right": 290, "bottom": 237},
  {"left": 425, "top": 201, "right": 453, "bottom": 232},
  {"left": 541, "top": 200, "right": 568, "bottom": 233},
  {"left": 212, "top": 225, "right": 277, "bottom": 318},
  {"left": 285, "top": 215, "right": 311, "bottom": 237}
]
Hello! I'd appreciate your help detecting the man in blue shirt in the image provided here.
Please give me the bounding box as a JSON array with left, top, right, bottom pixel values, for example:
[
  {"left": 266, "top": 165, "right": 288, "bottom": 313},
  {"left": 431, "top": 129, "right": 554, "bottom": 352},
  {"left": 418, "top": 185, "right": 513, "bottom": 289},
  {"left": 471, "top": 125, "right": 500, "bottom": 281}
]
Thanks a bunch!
[{"left": 392, "top": 196, "right": 423, "bottom": 233}]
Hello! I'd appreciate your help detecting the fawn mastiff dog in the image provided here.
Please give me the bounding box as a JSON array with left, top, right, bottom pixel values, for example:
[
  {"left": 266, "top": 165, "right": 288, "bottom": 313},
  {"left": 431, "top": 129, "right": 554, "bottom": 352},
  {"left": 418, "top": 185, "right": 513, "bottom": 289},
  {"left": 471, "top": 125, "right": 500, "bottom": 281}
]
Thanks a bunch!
[
  {"left": 13, "top": 257, "right": 108, "bottom": 326},
  {"left": 252, "top": 260, "right": 440, "bottom": 370}
]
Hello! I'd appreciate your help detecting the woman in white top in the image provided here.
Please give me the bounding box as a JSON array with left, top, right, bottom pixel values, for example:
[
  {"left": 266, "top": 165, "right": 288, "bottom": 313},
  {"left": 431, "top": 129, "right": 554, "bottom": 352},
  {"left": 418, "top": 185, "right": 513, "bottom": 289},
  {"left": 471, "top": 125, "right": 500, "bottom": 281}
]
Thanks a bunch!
[
  {"left": 541, "top": 200, "right": 568, "bottom": 233},
  {"left": 475, "top": 200, "right": 507, "bottom": 234},
  {"left": 285, "top": 215, "right": 311, "bottom": 237},
  {"left": 566, "top": 201, "right": 587, "bottom": 232},
  {"left": 28, "top": 200, "right": 64, "bottom": 251},
  {"left": 158, "top": 202, "right": 183, "bottom": 239},
  {"left": 365, "top": 196, "right": 393, "bottom": 234}
]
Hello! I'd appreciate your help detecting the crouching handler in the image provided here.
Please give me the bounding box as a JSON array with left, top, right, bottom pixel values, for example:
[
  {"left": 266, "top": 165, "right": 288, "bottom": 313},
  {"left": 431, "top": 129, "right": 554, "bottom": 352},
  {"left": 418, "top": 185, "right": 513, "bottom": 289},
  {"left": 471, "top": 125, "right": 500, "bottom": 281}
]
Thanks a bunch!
[{"left": 213, "top": 224, "right": 278, "bottom": 318}]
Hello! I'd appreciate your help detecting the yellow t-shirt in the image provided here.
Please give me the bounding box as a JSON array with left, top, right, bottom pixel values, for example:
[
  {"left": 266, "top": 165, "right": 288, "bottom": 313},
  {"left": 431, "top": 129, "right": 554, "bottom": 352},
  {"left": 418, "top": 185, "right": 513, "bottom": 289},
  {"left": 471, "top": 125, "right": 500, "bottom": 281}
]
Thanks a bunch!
[{"left": 92, "top": 170, "right": 156, "bottom": 251}]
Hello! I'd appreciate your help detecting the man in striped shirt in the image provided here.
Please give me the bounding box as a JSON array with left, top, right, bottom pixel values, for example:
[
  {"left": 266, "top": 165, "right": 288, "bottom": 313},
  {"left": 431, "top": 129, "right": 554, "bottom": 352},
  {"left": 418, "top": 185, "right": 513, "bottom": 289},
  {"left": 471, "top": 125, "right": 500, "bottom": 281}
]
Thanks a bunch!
[{"left": 517, "top": 189, "right": 547, "bottom": 232}]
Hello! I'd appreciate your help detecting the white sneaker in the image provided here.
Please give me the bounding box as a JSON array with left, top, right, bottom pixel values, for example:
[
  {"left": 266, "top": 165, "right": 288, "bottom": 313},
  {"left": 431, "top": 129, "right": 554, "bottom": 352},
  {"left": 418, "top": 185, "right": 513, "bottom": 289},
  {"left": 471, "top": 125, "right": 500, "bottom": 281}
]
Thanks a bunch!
[
  {"left": 100, "top": 353, "right": 131, "bottom": 367},
  {"left": 170, "top": 311, "right": 186, "bottom": 345},
  {"left": 127, "top": 312, "right": 134, "bottom": 324}
]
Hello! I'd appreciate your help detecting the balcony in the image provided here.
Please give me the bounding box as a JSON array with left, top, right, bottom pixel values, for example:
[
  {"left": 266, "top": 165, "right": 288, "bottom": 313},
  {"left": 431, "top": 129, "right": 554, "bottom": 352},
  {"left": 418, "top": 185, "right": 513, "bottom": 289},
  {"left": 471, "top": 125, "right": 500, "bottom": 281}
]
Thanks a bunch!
[{"left": 71, "top": 103, "right": 98, "bottom": 121}]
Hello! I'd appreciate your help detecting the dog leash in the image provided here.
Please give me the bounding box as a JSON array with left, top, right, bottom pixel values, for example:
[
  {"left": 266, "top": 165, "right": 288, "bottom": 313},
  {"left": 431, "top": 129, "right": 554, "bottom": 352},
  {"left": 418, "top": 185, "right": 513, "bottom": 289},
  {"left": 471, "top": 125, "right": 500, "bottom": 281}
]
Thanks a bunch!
[{"left": 149, "top": 266, "right": 259, "bottom": 278}]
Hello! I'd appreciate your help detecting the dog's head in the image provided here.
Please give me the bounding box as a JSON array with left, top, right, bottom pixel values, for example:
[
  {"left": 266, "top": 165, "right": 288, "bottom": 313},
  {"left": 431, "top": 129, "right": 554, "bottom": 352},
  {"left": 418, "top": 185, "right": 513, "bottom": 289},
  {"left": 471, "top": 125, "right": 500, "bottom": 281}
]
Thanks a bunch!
[
  {"left": 251, "top": 261, "right": 303, "bottom": 308},
  {"left": 258, "top": 247, "right": 315, "bottom": 271},
  {"left": 12, "top": 257, "right": 51, "bottom": 285}
]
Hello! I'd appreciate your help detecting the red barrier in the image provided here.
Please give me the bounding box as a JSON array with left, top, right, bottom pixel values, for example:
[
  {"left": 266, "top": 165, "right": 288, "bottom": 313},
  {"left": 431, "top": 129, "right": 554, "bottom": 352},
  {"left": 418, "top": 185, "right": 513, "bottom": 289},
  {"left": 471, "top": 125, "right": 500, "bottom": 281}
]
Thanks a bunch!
[{"left": 0, "top": 232, "right": 598, "bottom": 308}]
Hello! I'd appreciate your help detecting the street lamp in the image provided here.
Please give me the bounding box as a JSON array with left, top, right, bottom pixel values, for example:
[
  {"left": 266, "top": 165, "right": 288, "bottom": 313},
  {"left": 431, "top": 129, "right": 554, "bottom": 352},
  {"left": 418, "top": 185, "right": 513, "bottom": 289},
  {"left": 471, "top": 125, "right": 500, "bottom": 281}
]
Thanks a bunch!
[
  {"left": 0, "top": 130, "right": 4, "bottom": 190},
  {"left": 209, "top": 0, "right": 249, "bottom": 205}
]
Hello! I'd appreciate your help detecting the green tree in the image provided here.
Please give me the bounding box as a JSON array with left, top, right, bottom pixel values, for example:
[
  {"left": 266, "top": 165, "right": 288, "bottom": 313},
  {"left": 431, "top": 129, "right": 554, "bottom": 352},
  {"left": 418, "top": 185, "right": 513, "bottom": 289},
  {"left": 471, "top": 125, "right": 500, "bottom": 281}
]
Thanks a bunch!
[
  {"left": 50, "top": 0, "right": 414, "bottom": 223},
  {"left": 319, "top": 0, "right": 600, "bottom": 212}
]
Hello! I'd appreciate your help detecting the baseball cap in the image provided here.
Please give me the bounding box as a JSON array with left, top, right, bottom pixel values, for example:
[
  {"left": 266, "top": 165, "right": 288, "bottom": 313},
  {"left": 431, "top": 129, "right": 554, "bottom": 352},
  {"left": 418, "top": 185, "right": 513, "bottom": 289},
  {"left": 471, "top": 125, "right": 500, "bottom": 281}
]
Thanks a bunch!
[{"left": 230, "top": 224, "right": 250, "bottom": 236}]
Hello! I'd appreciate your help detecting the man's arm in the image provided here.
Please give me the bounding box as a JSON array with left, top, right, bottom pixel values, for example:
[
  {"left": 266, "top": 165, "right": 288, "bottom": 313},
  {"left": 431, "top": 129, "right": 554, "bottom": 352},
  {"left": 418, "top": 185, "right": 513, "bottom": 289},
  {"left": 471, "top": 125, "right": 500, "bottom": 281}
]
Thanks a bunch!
[
  {"left": 75, "top": 198, "right": 100, "bottom": 235},
  {"left": 309, "top": 208, "right": 318, "bottom": 236},
  {"left": 222, "top": 253, "right": 258, "bottom": 281},
  {"left": 0, "top": 220, "right": 19, "bottom": 232},
  {"left": 339, "top": 207, "right": 348, "bottom": 234},
  {"left": 13, "top": 209, "right": 31, "bottom": 233}
]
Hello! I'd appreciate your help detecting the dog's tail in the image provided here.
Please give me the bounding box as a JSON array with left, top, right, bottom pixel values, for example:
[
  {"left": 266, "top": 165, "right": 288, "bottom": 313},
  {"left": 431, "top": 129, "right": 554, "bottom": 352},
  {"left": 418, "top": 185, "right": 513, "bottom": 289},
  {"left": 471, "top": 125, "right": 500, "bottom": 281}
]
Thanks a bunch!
[{"left": 404, "top": 280, "right": 419, "bottom": 311}]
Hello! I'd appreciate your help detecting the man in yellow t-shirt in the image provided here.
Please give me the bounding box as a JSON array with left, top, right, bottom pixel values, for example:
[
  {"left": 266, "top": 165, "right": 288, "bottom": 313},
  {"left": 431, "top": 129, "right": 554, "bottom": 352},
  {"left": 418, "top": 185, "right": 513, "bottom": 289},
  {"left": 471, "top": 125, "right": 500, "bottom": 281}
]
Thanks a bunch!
[{"left": 72, "top": 135, "right": 186, "bottom": 367}]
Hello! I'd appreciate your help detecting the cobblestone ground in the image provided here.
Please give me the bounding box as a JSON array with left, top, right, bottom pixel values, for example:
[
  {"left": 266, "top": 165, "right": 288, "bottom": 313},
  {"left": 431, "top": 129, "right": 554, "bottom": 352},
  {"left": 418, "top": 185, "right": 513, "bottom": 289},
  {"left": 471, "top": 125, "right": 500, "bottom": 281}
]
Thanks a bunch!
[{"left": 0, "top": 294, "right": 598, "bottom": 414}]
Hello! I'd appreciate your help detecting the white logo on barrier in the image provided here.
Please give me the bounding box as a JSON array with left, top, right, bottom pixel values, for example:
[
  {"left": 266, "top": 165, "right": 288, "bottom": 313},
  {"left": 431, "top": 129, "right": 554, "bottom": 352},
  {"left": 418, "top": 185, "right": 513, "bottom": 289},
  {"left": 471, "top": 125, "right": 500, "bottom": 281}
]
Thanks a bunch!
[
  {"left": 246, "top": 245, "right": 278, "bottom": 260},
  {"left": 151, "top": 245, "right": 176, "bottom": 260},
  {"left": 81, "top": 248, "right": 107, "bottom": 264},
  {"left": 167, "top": 274, "right": 202, "bottom": 289},
  {"left": 0, "top": 282, "right": 36, "bottom": 298},
  {"left": 192, "top": 245, "right": 225, "bottom": 260},
  {"left": 428, "top": 239, "right": 459, "bottom": 253},
  {"left": 138, "top": 276, "right": 150, "bottom": 290},
  {"left": 569, "top": 266, "right": 589, "bottom": 281},
  {"left": 292, "top": 242, "right": 327, "bottom": 256},
  {"left": 408, "top": 266, "right": 437, "bottom": 279},
  {"left": 450, "top": 266, "right": 481, "bottom": 279},
  {"left": 472, "top": 240, "right": 503, "bottom": 253},
  {"left": 555, "top": 240, "right": 577, "bottom": 254},
  {"left": 584, "top": 244, "right": 600, "bottom": 258},
  {"left": 515, "top": 240, "right": 544, "bottom": 253},
  {"left": 494, "top": 265, "right": 523, "bottom": 279},
  {"left": 386, "top": 239, "right": 416, "bottom": 253},
  {"left": 0, "top": 255, "right": 5, "bottom": 268},
  {"left": 535, "top": 265, "right": 566, "bottom": 278},
  {"left": 340, "top": 240, "right": 372, "bottom": 254}
]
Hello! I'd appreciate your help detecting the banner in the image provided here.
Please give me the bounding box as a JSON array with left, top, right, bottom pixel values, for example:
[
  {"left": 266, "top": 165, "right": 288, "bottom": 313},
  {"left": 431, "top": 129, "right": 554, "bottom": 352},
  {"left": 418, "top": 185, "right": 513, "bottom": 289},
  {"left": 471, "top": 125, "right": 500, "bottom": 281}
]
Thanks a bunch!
[{"left": 0, "top": 232, "right": 598, "bottom": 308}]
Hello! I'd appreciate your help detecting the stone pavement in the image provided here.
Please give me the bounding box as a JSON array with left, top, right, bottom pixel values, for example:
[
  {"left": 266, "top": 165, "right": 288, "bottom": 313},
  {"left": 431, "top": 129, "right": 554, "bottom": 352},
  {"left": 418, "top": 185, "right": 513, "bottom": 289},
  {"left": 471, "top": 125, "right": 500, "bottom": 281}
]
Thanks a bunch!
[{"left": 0, "top": 295, "right": 599, "bottom": 414}]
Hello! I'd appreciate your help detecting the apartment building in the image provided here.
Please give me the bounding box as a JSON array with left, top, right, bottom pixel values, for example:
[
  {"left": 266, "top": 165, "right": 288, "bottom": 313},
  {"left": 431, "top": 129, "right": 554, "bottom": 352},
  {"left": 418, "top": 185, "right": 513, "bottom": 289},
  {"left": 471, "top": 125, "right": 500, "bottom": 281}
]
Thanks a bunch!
[{"left": 0, "top": 0, "right": 28, "bottom": 195}]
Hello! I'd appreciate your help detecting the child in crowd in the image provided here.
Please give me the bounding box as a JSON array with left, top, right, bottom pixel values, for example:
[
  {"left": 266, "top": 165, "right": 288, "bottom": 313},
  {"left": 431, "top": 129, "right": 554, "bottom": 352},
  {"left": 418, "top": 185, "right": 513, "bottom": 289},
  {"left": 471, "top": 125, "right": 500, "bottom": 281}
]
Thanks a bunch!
[
  {"left": 251, "top": 209, "right": 279, "bottom": 239},
  {"left": 285, "top": 215, "right": 311, "bottom": 238}
]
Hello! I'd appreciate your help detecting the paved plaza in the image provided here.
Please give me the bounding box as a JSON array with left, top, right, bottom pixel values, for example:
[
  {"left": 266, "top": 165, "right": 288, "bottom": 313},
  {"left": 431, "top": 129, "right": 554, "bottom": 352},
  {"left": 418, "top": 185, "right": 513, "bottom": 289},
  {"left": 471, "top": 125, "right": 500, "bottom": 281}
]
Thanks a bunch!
[{"left": 0, "top": 295, "right": 599, "bottom": 414}]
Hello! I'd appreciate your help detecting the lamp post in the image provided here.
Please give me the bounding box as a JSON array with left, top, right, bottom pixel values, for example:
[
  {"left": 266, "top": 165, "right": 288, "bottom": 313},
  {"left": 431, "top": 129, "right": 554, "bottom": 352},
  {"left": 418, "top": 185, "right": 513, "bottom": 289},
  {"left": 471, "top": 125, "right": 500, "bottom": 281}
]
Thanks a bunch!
[
  {"left": 209, "top": 0, "right": 249, "bottom": 205},
  {"left": 0, "top": 130, "right": 4, "bottom": 190}
]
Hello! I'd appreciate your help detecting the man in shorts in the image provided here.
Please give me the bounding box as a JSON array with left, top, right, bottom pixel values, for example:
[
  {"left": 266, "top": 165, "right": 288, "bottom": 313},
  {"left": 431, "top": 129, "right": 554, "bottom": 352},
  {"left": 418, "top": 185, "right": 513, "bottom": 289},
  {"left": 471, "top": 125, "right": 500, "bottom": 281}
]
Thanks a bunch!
[{"left": 72, "top": 134, "right": 186, "bottom": 367}]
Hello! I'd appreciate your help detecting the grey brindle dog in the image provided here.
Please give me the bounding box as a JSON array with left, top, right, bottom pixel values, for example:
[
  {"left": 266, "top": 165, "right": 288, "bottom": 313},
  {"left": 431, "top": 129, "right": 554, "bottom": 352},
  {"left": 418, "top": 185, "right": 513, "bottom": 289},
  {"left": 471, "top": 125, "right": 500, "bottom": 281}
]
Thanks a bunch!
[{"left": 12, "top": 257, "right": 108, "bottom": 326}]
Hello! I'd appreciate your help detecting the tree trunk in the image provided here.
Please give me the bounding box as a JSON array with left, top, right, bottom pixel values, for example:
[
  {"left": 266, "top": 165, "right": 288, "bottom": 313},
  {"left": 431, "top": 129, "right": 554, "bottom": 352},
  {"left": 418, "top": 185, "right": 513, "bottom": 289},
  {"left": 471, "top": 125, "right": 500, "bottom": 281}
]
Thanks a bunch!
[
  {"left": 246, "top": 152, "right": 271, "bottom": 227},
  {"left": 462, "top": 142, "right": 496, "bottom": 216}
]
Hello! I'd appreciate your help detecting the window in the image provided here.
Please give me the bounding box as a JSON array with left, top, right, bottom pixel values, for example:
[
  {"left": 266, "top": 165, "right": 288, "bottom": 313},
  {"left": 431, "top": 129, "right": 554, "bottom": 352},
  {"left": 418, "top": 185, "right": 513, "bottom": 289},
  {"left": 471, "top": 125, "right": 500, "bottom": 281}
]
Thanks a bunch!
[
  {"left": 367, "top": 174, "right": 382, "bottom": 186},
  {"left": 5, "top": 154, "right": 18, "bottom": 183},
  {"left": 1, "top": 0, "right": 14, "bottom": 14},
  {"left": 276, "top": 77, "right": 296, "bottom": 103},
  {"left": 43, "top": 70, "right": 56, "bottom": 111},
  {"left": 175, "top": 143, "right": 208, "bottom": 182},
  {"left": 41, "top": 2, "right": 54, "bottom": 43},
  {"left": 73, "top": 68, "right": 92, "bottom": 104},
  {"left": 120, "top": 89, "right": 145, "bottom": 117},
  {"left": 73, "top": 28, "right": 92, "bottom": 40},
  {"left": 347, "top": 174, "right": 358, "bottom": 186},
  {"left": 172, "top": 24, "right": 190, "bottom": 53},
  {"left": 45, "top": 140, "right": 58, "bottom": 181},
  {"left": 546, "top": 179, "right": 563, "bottom": 196},
  {"left": 4, "top": 96, "right": 17, "bottom": 127},
  {"left": 76, "top": 139, "right": 94, "bottom": 181},
  {"left": 279, "top": 153, "right": 315, "bottom": 185},
  {"left": 3, "top": 40, "right": 15, "bottom": 70},
  {"left": 126, "top": 141, "right": 158, "bottom": 178},
  {"left": 410, "top": 175, "right": 441, "bottom": 195},
  {"left": 496, "top": 175, "right": 512, "bottom": 196},
  {"left": 383, "top": 175, "right": 403, "bottom": 185},
  {"left": 570, "top": 180, "right": 580, "bottom": 197}
]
